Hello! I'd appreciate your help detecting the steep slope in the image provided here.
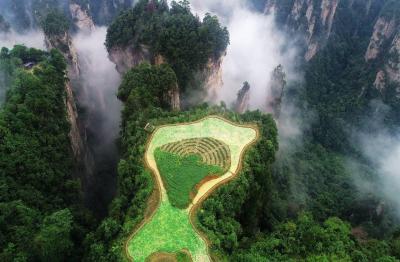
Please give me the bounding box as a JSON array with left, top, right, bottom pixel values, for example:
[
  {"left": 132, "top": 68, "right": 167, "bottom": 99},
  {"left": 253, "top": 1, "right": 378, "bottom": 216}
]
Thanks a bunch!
[
  {"left": 0, "top": 46, "right": 90, "bottom": 261},
  {"left": 106, "top": 0, "right": 229, "bottom": 107},
  {"left": 42, "top": 12, "right": 86, "bottom": 157}
]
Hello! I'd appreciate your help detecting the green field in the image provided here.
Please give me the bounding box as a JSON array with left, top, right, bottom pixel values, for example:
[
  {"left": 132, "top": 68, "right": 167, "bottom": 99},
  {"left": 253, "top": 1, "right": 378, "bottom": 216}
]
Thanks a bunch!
[
  {"left": 128, "top": 200, "right": 206, "bottom": 262},
  {"left": 155, "top": 149, "right": 223, "bottom": 209},
  {"left": 127, "top": 117, "right": 257, "bottom": 262}
]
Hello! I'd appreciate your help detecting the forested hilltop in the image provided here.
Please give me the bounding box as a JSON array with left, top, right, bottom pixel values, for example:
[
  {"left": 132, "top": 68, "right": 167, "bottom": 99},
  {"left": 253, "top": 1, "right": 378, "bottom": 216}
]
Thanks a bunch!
[
  {"left": 0, "top": 0, "right": 400, "bottom": 261},
  {"left": 0, "top": 46, "right": 93, "bottom": 261},
  {"left": 106, "top": 0, "right": 229, "bottom": 104}
]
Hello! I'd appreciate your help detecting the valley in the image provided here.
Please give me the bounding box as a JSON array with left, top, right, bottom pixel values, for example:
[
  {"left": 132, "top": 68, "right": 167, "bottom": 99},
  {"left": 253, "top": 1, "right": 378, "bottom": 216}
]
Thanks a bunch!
[{"left": 0, "top": 0, "right": 399, "bottom": 261}]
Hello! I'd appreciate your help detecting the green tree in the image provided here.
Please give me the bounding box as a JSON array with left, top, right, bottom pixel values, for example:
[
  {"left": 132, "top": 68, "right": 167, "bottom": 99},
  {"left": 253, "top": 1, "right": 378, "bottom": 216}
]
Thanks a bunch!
[
  {"left": 35, "top": 209, "right": 74, "bottom": 261},
  {"left": 40, "top": 10, "right": 70, "bottom": 36}
]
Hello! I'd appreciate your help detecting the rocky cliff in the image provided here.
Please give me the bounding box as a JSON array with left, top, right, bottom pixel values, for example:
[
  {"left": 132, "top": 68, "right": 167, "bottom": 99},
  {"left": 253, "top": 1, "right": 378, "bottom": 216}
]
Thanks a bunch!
[
  {"left": 164, "top": 83, "right": 181, "bottom": 111},
  {"left": 44, "top": 31, "right": 92, "bottom": 170},
  {"left": 108, "top": 45, "right": 151, "bottom": 75},
  {"left": 65, "top": 81, "right": 85, "bottom": 159},
  {"left": 204, "top": 56, "right": 224, "bottom": 102},
  {"left": 69, "top": 3, "right": 95, "bottom": 32},
  {"left": 263, "top": 0, "right": 400, "bottom": 99},
  {"left": 373, "top": 31, "right": 400, "bottom": 98},
  {"left": 108, "top": 44, "right": 224, "bottom": 108},
  {"left": 45, "top": 32, "right": 80, "bottom": 79},
  {"left": 107, "top": 46, "right": 182, "bottom": 110},
  {"left": 364, "top": 3, "right": 400, "bottom": 98},
  {"left": 365, "top": 17, "right": 397, "bottom": 61},
  {"left": 265, "top": 0, "right": 339, "bottom": 61},
  {"left": 267, "top": 65, "right": 286, "bottom": 118},
  {"left": 235, "top": 82, "right": 251, "bottom": 114}
]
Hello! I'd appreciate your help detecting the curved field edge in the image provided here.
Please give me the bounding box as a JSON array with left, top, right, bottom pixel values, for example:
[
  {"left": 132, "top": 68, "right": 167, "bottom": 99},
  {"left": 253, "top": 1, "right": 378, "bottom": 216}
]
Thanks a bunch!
[{"left": 124, "top": 116, "right": 260, "bottom": 261}]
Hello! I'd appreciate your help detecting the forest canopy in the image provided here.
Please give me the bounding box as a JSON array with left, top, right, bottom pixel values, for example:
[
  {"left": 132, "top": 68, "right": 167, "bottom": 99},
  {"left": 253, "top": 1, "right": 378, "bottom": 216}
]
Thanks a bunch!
[
  {"left": 106, "top": 0, "right": 229, "bottom": 93},
  {"left": 0, "top": 46, "right": 90, "bottom": 261}
]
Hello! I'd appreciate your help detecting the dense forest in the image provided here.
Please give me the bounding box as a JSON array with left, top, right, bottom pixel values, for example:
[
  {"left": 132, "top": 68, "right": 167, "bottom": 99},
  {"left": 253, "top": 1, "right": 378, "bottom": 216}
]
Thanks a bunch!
[
  {"left": 106, "top": 0, "right": 229, "bottom": 100},
  {"left": 0, "top": 0, "right": 400, "bottom": 261},
  {"left": 0, "top": 46, "right": 94, "bottom": 261}
]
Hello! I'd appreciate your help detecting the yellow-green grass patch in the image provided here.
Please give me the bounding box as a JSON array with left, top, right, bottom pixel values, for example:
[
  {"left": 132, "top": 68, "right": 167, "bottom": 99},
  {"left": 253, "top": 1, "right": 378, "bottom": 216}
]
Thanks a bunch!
[
  {"left": 127, "top": 116, "right": 257, "bottom": 262},
  {"left": 154, "top": 149, "right": 224, "bottom": 209}
]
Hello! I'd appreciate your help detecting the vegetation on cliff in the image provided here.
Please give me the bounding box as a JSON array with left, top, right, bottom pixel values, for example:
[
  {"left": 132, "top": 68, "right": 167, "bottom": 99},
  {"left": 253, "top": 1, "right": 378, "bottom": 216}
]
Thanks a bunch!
[
  {"left": 41, "top": 10, "right": 71, "bottom": 36},
  {"left": 106, "top": 0, "right": 229, "bottom": 93},
  {"left": 0, "top": 46, "right": 92, "bottom": 261}
]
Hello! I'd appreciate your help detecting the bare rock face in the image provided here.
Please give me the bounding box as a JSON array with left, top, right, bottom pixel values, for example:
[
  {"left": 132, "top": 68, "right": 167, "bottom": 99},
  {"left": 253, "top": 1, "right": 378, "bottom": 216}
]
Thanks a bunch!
[
  {"left": 365, "top": 17, "right": 397, "bottom": 61},
  {"left": 265, "top": 0, "right": 339, "bottom": 61},
  {"left": 373, "top": 31, "right": 400, "bottom": 98},
  {"left": 45, "top": 32, "right": 80, "bottom": 79},
  {"left": 295, "top": 0, "right": 339, "bottom": 61},
  {"left": 204, "top": 56, "right": 224, "bottom": 102},
  {"left": 386, "top": 32, "right": 400, "bottom": 85},
  {"left": 373, "top": 70, "right": 386, "bottom": 93},
  {"left": 267, "top": 65, "right": 286, "bottom": 118},
  {"left": 65, "top": 81, "right": 85, "bottom": 159},
  {"left": 108, "top": 43, "right": 225, "bottom": 108},
  {"left": 44, "top": 31, "right": 90, "bottom": 164},
  {"left": 165, "top": 83, "right": 181, "bottom": 111},
  {"left": 108, "top": 45, "right": 151, "bottom": 74},
  {"left": 108, "top": 46, "right": 182, "bottom": 109},
  {"left": 235, "top": 82, "right": 250, "bottom": 114},
  {"left": 69, "top": 3, "right": 95, "bottom": 32}
]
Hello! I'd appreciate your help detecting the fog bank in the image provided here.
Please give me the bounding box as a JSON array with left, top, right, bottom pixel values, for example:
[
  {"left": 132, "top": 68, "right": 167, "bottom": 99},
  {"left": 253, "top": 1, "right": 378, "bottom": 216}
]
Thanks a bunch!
[
  {"left": 0, "top": 30, "right": 45, "bottom": 49},
  {"left": 189, "top": 0, "right": 300, "bottom": 110},
  {"left": 72, "top": 27, "right": 122, "bottom": 215},
  {"left": 351, "top": 104, "right": 400, "bottom": 218}
]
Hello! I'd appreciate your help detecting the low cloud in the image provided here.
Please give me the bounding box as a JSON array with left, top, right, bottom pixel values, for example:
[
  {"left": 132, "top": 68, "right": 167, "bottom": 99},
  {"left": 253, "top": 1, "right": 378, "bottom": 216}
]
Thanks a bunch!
[
  {"left": 354, "top": 128, "right": 400, "bottom": 217},
  {"left": 189, "top": 0, "right": 301, "bottom": 110},
  {"left": 0, "top": 30, "right": 45, "bottom": 49},
  {"left": 72, "top": 27, "right": 122, "bottom": 151}
]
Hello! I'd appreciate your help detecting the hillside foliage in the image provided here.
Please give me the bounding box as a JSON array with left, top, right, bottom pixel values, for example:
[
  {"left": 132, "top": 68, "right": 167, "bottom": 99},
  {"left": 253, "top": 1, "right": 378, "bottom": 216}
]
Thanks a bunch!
[
  {"left": 0, "top": 46, "right": 92, "bottom": 261},
  {"left": 106, "top": 0, "right": 229, "bottom": 94}
]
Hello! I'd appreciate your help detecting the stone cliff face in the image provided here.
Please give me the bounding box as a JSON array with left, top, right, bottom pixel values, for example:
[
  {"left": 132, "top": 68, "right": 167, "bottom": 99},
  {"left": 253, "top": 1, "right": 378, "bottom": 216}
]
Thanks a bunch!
[
  {"left": 109, "top": 45, "right": 224, "bottom": 107},
  {"left": 45, "top": 32, "right": 80, "bottom": 79},
  {"left": 204, "top": 56, "right": 224, "bottom": 102},
  {"left": 267, "top": 65, "right": 286, "bottom": 118},
  {"left": 69, "top": 3, "right": 95, "bottom": 32},
  {"left": 108, "top": 45, "right": 183, "bottom": 110},
  {"left": 289, "top": 0, "right": 339, "bottom": 61},
  {"left": 164, "top": 83, "right": 181, "bottom": 111},
  {"left": 65, "top": 81, "right": 85, "bottom": 159},
  {"left": 108, "top": 45, "right": 151, "bottom": 75},
  {"left": 44, "top": 31, "right": 92, "bottom": 170},
  {"left": 364, "top": 6, "right": 400, "bottom": 98},
  {"left": 365, "top": 17, "right": 397, "bottom": 61},
  {"left": 373, "top": 31, "right": 400, "bottom": 98},
  {"left": 235, "top": 82, "right": 250, "bottom": 114},
  {"left": 265, "top": 0, "right": 339, "bottom": 61},
  {"left": 264, "top": 0, "right": 399, "bottom": 99}
]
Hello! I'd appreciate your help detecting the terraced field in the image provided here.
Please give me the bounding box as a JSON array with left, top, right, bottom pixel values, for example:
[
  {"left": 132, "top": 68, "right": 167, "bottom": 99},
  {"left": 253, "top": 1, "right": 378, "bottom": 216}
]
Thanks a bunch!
[
  {"left": 126, "top": 116, "right": 258, "bottom": 262},
  {"left": 160, "top": 137, "right": 231, "bottom": 169}
]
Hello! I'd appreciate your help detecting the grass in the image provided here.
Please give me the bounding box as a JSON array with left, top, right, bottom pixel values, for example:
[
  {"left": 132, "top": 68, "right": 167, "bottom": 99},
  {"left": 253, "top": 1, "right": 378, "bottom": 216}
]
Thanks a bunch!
[
  {"left": 154, "top": 149, "right": 223, "bottom": 209},
  {"left": 127, "top": 116, "right": 258, "bottom": 262},
  {"left": 127, "top": 200, "right": 208, "bottom": 262}
]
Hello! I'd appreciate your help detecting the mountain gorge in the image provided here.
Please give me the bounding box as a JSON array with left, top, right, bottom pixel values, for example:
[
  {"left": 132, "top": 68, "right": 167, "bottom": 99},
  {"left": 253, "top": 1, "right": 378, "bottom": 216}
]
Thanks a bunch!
[
  {"left": 0, "top": 0, "right": 400, "bottom": 261},
  {"left": 259, "top": 0, "right": 400, "bottom": 103}
]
